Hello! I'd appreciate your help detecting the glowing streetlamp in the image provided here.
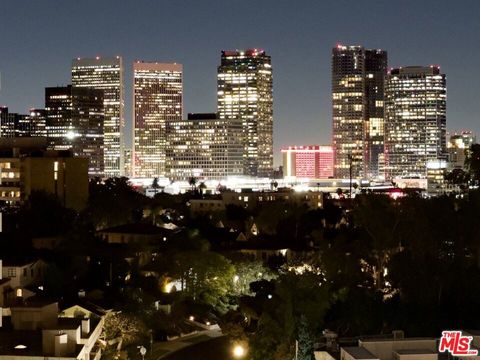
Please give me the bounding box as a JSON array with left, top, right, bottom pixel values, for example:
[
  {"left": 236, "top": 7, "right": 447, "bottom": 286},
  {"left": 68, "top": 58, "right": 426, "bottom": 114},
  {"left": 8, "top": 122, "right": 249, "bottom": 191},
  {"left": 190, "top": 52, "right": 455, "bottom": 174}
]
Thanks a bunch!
[{"left": 232, "top": 344, "right": 246, "bottom": 358}]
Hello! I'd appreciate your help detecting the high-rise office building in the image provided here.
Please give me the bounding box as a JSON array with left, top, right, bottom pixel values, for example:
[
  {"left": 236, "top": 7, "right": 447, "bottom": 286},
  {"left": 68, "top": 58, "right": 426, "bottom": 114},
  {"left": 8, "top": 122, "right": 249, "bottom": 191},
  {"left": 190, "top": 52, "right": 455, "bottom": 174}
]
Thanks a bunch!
[
  {"left": 72, "top": 57, "right": 124, "bottom": 177},
  {"left": 384, "top": 66, "right": 447, "bottom": 179},
  {"left": 165, "top": 113, "right": 243, "bottom": 181},
  {"left": 217, "top": 49, "right": 273, "bottom": 177},
  {"left": 133, "top": 62, "right": 182, "bottom": 178},
  {"left": 332, "top": 45, "right": 387, "bottom": 179},
  {"left": 45, "top": 85, "right": 104, "bottom": 177},
  {"left": 281, "top": 145, "right": 334, "bottom": 179}
]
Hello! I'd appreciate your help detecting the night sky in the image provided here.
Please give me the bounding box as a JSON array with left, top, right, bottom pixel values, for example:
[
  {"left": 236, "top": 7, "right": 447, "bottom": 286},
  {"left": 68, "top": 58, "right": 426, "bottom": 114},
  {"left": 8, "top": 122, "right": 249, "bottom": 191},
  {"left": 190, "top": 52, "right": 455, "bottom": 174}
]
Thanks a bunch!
[{"left": 1, "top": 0, "right": 479, "bottom": 165}]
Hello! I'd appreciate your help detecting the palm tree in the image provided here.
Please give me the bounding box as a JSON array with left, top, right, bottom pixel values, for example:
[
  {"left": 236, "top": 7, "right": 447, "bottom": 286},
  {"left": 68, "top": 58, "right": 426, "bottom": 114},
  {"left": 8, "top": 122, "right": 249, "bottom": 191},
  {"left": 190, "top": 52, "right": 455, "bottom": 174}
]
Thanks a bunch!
[
  {"left": 270, "top": 180, "right": 278, "bottom": 190},
  {"left": 151, "top": 177, "right": 160, "bottom": 197},
  {"left": 188, "top": 177, "right": 197, "bottom": 191},
  {"left": 198, "top": 182, "right": 207, "bottom": 195}
]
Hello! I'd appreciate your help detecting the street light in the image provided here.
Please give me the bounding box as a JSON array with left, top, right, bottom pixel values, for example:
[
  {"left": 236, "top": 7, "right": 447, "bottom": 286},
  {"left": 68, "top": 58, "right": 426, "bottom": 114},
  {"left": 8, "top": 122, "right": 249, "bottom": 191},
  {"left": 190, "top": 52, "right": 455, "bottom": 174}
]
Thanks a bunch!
[
  {"left": 232, "top": 344, "right": 246, "bottom": 358},
  {"left": 138, "top": 346, "right": 147, "bottom": 360}
]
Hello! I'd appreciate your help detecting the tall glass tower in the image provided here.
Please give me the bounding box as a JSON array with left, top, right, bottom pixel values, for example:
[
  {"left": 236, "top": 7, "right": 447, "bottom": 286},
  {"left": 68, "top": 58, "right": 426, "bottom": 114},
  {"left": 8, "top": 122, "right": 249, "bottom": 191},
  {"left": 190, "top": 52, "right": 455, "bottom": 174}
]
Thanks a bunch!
[
  {"left": 217, "top": 49, "right": 273, "bottom": 178},
  {"left": 384, "top": 66, "right": 447, "bottom": 179},
  {"left": 332, "top": 45, "right": 387, "bottom": 179},
  {"left": 72, "top": 57, "right": 124, "bottom": 177},
  {"left": 133, "top": 62, "right": 183, "bottom": 178},
  {"left": 45, "top": 85, "right": 104, "bottom": 177}
]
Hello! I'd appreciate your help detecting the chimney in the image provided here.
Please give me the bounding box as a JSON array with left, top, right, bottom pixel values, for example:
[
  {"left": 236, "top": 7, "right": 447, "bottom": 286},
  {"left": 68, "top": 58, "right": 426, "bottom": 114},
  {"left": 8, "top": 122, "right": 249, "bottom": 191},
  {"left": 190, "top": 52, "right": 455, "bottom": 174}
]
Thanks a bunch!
[{"left": 81, "top": 318, "right": 90, "bottom": 336}]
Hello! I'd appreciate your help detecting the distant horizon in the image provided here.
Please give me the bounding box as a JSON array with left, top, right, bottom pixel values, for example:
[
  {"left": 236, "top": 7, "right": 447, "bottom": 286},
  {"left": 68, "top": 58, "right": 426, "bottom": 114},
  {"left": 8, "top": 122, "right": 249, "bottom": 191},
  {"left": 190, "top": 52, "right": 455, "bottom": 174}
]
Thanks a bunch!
[{"left": 1, "top": 0, "right": 479, "bottom": 166}]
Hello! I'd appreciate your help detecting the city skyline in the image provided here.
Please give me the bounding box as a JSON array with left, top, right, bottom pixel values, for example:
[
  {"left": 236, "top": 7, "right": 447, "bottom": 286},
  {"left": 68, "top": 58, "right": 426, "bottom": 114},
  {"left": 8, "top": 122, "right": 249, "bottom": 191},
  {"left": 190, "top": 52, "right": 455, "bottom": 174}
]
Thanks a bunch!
[
  {"left": 0, "top": 0, "right": 479, "bottom": 167},
  {"left": 1, "top": 3, "right": 480, "bottom": 360}
]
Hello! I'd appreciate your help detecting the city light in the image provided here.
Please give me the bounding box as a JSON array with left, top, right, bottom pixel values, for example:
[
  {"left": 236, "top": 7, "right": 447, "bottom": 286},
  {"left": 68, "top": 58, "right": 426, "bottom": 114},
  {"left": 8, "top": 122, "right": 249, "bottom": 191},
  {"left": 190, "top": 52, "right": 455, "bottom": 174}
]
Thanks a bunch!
[
  {"left": 232, "top": 344, "right": 246, "bottom": 358},
  {"left": 0, "top": 3, "right": 475, "bottom": 360}
]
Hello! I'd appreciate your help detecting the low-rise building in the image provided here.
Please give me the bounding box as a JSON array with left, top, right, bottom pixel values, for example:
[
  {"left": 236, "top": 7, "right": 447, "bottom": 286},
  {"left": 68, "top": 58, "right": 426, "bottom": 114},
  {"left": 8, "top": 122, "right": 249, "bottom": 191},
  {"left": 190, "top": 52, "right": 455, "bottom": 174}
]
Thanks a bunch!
[
  {"left": 189, "top": 189, "right": 324, "bottom": 216},
  {"left": 0, "top": 259, "right": 48, "bottom": 313},
  {"left": 447, "top": 131, "right": 475, "bottom": 171},
  {"left": 189, "top": 198, "right": 225, "bottom": 215},
  {"left": 97, "top": 223, "right": 178, "bottom": 244},
  {"left": 1, "top": 260, "right": 47, "bottom": 290},
  {"left": 0, "top": 297, "right": 104, "bottom": 360},
  {"left": 0, "top": 137, "right": 88, "bottom": 210},
  {"left": 339, "top": 337, "right": 439, "bottom": 360},
  {"left": 221, "top": 189, "right": 324, "bottom": 210},
  {"left": 282, "top": 145, "right": 334, "bottom": 179}
]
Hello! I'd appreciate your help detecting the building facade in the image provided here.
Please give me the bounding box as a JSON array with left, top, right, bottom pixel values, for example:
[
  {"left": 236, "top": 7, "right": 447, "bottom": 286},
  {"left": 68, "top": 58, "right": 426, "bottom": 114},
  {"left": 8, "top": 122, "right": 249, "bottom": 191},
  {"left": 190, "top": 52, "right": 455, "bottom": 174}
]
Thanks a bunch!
[
  {"left": 133, "top": 62, "right": 182, "bottom": 178},
  {"left": 332, "top": 45, "right": 387, "bottom": 179},
  {"left": 165, "top": 113, "right": 243, "bottom": 180},
  {"left": 0, "top": 138, "right": 88, "bottom": 210},
  {"left": 71, "top": 57, "right": 124, "bottom": 177},
  {"left": 447, "top": 131, "right": 475, "bottom": 170},
  {"left": 0, "top": 106, "right": 47, "bottom": 137},
  {"left": 281, "top": 145, "right": 334, "bottom": 179},
  {"left": 384, "top": 66, "right": 447, "bottom": 179},
  {"left": 217, "top": 49, "right": 273, "bottom": 177},
  {"left": 0, "top": 107, "right": 46, "bottom": 138},
  {"left": 45, "top": 85, "right": 104, "bottom": 177},
  {"left": 0, "top": 107, "right": 17, "bottom": 138},
  {"left": 18, "top": 109, "right": 47, "bottom": 137}
]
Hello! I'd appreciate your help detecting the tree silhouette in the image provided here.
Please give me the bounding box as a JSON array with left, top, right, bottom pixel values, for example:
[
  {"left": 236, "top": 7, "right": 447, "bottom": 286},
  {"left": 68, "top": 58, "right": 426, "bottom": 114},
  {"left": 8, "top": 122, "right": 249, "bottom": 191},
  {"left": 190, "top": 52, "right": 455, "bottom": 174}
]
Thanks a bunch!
[{"left": 188, "top": 176, "right": 198, "bottom": 191}]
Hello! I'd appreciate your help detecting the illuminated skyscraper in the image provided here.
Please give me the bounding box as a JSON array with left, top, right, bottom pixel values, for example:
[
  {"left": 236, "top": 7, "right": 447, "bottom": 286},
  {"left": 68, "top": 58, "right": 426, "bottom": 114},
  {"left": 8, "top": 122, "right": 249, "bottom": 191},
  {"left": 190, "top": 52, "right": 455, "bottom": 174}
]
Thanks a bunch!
[
  {"left": 384, "top": 66, "right": 446, "bottom": 179},
  {"left": 332, "top": 45, "right": 387, "bottom": 179},
  {"left": 72, "top": 57, "right": 124, "bottom": 177},
  {"left": 133, "top": 62, "right": 182, "bottom": 178},
  {"left": 165, "top": 113, "right": 243, "bottom": 181},
  {"left": 217, "top": 49, "right": 273, "bottom": 177},
  {"left": 45, "top": 85, "right": 104, "bottom": 177},
  {"left": 281, "top": 145, "right": 334, "bottom": 179}
]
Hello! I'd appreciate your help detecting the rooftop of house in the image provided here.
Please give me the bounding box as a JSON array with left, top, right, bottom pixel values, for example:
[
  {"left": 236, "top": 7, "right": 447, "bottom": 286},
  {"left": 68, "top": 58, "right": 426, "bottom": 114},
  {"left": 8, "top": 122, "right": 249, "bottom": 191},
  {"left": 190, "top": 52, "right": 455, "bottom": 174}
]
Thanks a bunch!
[
  {"left": 394, "top": 349, "right": 436, "bottom": 355},
  {"left": 360, "top": 337, "right": 436, "bottom": 343},
  {"left": 342, "top": 346, "right": 378, "bottom": 359},
  {"left": 60, "top": 300, "right": 111, "bottom": 317},
  {"left": 9, "top": 295, "right": 56, "bottom": 308},
  {"left": 43, "top": 317, "right": 83, "bottom": 330},
  {"left": 97, "top": 223, "right": 179, "bottom": 235},
  {"left": 1, "top": 258, "right": 37, "bottom": 267}
]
